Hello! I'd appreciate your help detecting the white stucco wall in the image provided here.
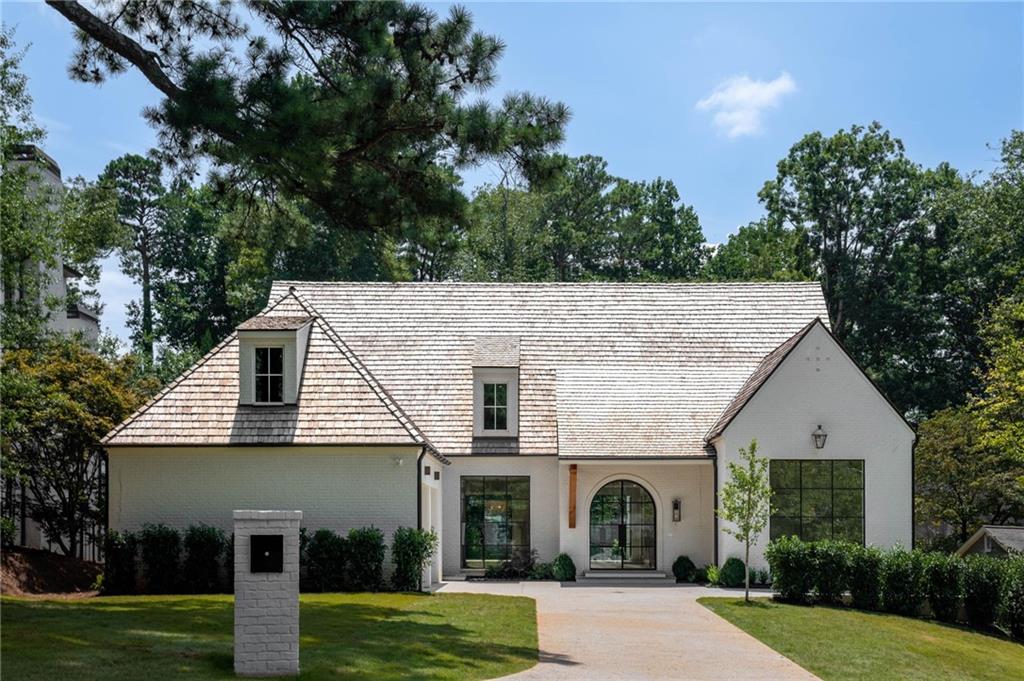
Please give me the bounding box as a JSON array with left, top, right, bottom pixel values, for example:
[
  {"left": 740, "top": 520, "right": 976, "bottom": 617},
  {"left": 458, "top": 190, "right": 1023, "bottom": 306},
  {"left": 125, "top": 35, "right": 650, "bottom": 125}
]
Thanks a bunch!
[
  {"left": 714, "top": 323, "right": 915, "bottom": 569},
  {"left": 441, "top": 456, "right": 560, "bottom": 576},
  {"left": 558, "top": 461, "right": 715, "bottom": 575},
  {"left": 108, "top": 446, "right": 425, "bottom": 545}
]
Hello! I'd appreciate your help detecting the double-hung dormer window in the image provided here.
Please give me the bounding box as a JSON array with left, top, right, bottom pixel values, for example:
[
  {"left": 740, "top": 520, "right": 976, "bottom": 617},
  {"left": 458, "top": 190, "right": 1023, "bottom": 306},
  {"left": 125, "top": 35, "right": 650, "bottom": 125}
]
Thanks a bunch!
[
  {"left": 255, "top": 347, "right": 285, "bottom": 404},
  {"left": 474, "top": 368, "right": 518, "bottom": 437}
]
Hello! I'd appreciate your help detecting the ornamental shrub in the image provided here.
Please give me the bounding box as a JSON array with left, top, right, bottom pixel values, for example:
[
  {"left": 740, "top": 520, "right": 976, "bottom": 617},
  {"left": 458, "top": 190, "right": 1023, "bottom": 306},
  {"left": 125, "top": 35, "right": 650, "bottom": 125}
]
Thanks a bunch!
[
  {"left": 756, "top": 568, "right": 771, "bottom": 586},
  {"left": 486, "top": 548, "right": 538, "bottom": 579},
  {"left": 183, "top": 524, "right": 226, "bottom": 594},
  {"left": 0, "top": 517, "right": 15, "bottom": 547},
  {"left": 102, "top": 530, "right": 138, "bottom": 595},
  {"left": 529, "top": 561, "right": 555, "bottom": 581},
  {"left": 720, "top": 557, "right": 746, "bottom": 588},
  {"left": 552, "top": 553, "right": 576, "bottom": 581},
  {"left": 879, "top": 547, "right": 924, "bottom": 616},
  {"left": 999, "top": 556, "right": 1024, "bottom": 639},
  {"left": 139, "top": 524, "right": 182, "bottom": 594},
  {"left": 305, "top": 529, "right": 348, "bottom": 592},
  {"left": 963, "top": 554, "right": 1004, "bottom": 628},
  {"left": 694, "top": 565, "right": 709, "bottom": 583},
  {"left": 672, "top": 555, "right": 697, "bottom": 582},
  {"left": 705, "top": 564, "right": 721, "bottom": 586},
  {"left": 765, "top": 535, "right": 813, "bottom": 603},
  {"left": 921, "top": 552, "right": 963, "bottom": 623},
  {"left": 391, "top": 527, "right": 437, "bottom": 591},
  {"left": 812, "top": 540, "right": 852, "bottom": 604},
  {"left": 347, "top": 526, "right": 386, "bottom": 591},
  {"left": 848, "top": 544, "right": 883, "bottom": 610}
]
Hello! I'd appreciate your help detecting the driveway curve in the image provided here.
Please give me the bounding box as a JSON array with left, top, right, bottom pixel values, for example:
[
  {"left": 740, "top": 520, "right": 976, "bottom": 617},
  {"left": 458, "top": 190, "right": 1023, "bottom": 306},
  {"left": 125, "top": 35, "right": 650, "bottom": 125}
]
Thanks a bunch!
[{"left": 438, "top": 580, "right": 818, "bottom": 681}]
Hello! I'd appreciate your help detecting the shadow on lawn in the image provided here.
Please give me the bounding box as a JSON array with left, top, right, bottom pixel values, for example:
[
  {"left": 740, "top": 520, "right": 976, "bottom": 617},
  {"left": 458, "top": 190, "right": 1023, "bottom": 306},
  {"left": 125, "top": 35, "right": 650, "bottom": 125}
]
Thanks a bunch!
[{"left": 3, "top": 595, "right": 537, "bottom": 681}]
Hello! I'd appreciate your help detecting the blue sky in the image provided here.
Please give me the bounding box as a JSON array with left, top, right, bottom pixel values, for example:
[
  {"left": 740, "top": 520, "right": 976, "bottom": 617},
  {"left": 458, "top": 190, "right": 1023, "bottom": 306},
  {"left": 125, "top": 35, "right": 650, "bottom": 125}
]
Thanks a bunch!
[{"left": 4, "top": 1, "right": 1022, "bottom": 345}]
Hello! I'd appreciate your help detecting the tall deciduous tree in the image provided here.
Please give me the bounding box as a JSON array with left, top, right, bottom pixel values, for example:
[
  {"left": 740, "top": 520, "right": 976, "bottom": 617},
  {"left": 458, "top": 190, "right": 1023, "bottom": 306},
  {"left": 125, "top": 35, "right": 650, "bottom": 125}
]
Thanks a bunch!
[
  {"left": 0, "top": 338, "right": 156, "bottom": 557},
  {"left": 48, "top": 1, "right": 569, "bottom": 235},
  {"left": 718, "top": 440, "right": 772, "bottom": 602},
  {"left": 704, "top": 220, "right": 814, "bottom": 282},
  {"left": 101, "top": 153, "right": 167, "bottom": 364}
]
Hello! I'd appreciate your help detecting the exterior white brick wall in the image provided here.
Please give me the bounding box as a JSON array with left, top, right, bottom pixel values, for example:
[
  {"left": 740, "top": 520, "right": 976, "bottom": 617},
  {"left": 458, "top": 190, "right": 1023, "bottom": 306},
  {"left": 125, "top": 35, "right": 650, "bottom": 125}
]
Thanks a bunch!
[
  {"left": 713, "top": 323, "right": 915, "bottom": 569},
  {"left": 558, "top": 461, "right": 715, "bottom": 574},
  {"left": 234, "top": 510, "right": 301, "bottom": 677},
  {"left": 109, "top": 446, "right": 422, "bottom": 547}
]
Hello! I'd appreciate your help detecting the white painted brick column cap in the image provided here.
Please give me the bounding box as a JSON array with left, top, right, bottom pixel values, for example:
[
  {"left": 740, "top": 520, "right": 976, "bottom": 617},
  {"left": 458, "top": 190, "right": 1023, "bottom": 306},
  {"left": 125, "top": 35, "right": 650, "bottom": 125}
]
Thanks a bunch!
[{"left": 233, "top": 510, "right": 303, "bottom": 521}]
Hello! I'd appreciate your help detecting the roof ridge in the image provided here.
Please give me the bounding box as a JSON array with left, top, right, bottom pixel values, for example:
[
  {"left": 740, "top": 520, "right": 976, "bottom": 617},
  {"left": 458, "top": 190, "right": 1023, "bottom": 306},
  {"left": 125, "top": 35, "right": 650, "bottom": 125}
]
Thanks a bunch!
[
  {"left": 273, "top": 280, "right": 823, "bottom": 288},
  {"left": 285, "top": 287, "right": 440, "bottom": 457},
  {"left": 102, "top": 291, "right": 301, "bottom": 445}
]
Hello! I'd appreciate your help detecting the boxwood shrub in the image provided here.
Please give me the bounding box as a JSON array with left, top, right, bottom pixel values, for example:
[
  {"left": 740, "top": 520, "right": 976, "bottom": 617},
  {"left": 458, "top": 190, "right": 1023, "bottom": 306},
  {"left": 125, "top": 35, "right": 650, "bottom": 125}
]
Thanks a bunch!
[
  {"left": 999, "top": 556, "right": 1024, "bottom": 639},
  {"left": 922, "top": 552, "right": 963, "bottom": 623},
  {"left": 102, "top": 530, "right": 138, "bottom": 595},
  {"left": 812, "top": 540, "right": 851, "bottom": 604},
  {"left": 879, "top": 547, "right": 924, "bottom": 616},
  {"left": 672, "top": 555, "right": 697, "bottom": 582},
  {"left": 963, "top": 554, "right": 1004, "bottom": 628},
  {"left": 347, "top": 526, "right": 386, "bottom": 591},
  {"left": 720, "top": 557, "right": 746, "bottom": 588},
  {"left": 391, "top": 527, "right": 437, "bottom": 592},
  {"left": 765, "top": 535, "right": 813, "bottom": 602},
  {"left": 183, "top": 524, "right": 227, "bottom": 594},
  {"left": 848, "top": 544, "right": 883, "bottom": 610},
  {"left": 304, "top": 528, "right": 348, "bottom": 592},
  {"left": 139, "top": 524, "right": 182, "bottom": 594},
  {"left": 552, "top": 553, "right": 576, "bottom": 581}
]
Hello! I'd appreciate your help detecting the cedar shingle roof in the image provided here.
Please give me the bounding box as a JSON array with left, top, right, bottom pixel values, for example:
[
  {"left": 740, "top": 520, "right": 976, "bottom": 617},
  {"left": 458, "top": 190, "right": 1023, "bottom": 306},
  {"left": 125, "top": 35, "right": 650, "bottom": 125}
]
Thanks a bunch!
[
  {"left": 265, "top": 281, "right": 829, "bottom": 457},
  {"left": 236, "top": 315, "right": 313, "bottom": 331},
  {"left": 103, "top": 290, "right": 436, "bottom": 453}
]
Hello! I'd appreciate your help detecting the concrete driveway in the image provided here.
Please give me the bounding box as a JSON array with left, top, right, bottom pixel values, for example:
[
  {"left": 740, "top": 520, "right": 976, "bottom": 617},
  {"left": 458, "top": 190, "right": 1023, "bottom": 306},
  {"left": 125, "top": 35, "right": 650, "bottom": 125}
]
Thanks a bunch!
[{"left": 438, "top": 580, "right": 818, "bottom": 681}]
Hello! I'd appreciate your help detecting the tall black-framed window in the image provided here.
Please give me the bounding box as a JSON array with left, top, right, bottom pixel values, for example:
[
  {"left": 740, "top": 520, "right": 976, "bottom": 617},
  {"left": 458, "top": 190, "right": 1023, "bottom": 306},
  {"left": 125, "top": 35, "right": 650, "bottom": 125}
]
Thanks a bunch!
[
  {"left": 461, "top": 476, "right": 529, "bottom": 568},
  {"left": 770, "top": 460, "right": 864, "bottom": 544},
  {"left": 255, "top": 347, "right": 284, "bottom": 403}
]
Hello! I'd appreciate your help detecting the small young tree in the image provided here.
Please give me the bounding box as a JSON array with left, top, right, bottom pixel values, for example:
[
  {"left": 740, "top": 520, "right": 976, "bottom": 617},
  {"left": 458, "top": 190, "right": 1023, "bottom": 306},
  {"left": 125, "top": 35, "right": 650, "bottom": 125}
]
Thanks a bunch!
[{"left": 718, "top": 439, "right": 773, "bottom": 602}]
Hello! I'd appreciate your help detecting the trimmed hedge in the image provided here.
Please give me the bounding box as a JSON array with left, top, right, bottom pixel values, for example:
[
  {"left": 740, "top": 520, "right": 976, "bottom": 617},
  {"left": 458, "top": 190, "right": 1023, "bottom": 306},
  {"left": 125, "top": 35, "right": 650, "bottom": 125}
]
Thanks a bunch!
[
  {"left": 764, "top": 536, "right": 1022, "bottom": 640},
  {"left": 304, "top": 529, "right": 348, "bottom": 592},
  {"left": 673, "top": 555, "right": 697, "bottom": 582},
  {"left": 963, "top": 554, "right": 1004, "bottom": 628},
  {"left": 765, "top": 535, "right": 813, "bottom": 602},
  {"left": 139, "top": 524, "right": 182, "bottom": 594},
  {"left": 391, "top": 527, "right": 437, "bottom": 591},
  {"left": 720, "top": 557, "right": 746, "bottom": 588},
  {"left": 879, "top": 547, "right": 924, "bottom": 616},
  {"left": 102, "top": 530, "right": 137, "bottom": 595},
  {"left": 347, "top": 526, "right": 386, "bottom": 591},
  {"left": 183, "top": 524, "right": 226, "bottom": 594}
]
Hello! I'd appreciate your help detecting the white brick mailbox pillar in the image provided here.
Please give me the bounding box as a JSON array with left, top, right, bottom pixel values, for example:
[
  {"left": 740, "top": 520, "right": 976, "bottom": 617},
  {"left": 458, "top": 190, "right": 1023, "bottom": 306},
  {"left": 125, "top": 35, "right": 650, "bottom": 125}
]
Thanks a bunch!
[{"left": 233, "top": 510, "right": 301, "bottom": 677}]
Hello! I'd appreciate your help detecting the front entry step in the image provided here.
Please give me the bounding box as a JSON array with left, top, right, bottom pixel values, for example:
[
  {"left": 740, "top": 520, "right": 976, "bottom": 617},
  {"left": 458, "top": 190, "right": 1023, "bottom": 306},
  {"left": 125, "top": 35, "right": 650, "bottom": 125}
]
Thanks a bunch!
[{"left": 582, "top": 571, "right": 671, "bottom": 580}]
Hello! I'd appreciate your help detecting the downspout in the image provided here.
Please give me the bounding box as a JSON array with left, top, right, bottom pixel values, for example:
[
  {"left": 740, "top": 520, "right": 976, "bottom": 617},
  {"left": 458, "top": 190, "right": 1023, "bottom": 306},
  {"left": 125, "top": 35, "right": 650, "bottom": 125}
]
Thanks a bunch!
[
  {"left": 910, "top": 435, "right": 918, "bottom": 550},
  {"left": 415, "top": 446, "right": 428, "bottom": 530},
  {"left": 712, "top": 455, "right": 719, "bottom": 567}
]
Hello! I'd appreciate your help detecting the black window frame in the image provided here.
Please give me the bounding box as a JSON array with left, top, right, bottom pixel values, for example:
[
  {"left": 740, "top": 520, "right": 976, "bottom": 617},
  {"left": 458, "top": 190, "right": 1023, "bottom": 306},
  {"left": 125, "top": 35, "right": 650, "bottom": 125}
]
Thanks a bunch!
[
  {"left": 482, "top": 382, "right": 508, "bottom": 431},
  {"left": 769, "top": 459, "right": 865, "bottom": 544},
  {"left": 254, "top": 346, "right": 285, "bottom": 404},
  {"left": 460, "top": 475, "right": 529, "bottom": 569}
]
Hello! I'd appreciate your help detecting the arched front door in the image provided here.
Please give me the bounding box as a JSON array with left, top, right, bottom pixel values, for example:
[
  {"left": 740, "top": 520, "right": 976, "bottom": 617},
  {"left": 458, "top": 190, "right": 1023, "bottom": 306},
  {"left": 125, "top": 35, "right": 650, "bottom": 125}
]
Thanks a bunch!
[{"left": 589, "top": 480, "right": 656, "bottom": 570}]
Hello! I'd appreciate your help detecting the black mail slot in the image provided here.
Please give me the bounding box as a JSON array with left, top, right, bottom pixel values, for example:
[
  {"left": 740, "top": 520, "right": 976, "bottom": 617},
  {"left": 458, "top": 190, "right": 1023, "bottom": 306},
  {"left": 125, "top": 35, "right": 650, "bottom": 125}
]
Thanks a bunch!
[{"left": 250, "top": 534, "right": 284, "bottom": 573}]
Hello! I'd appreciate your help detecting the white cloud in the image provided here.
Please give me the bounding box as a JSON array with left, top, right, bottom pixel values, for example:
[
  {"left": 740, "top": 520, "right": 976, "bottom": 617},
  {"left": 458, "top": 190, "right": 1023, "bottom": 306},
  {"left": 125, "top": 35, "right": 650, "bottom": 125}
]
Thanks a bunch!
[{"left": 695, "top": 72, "right": 797, "bottom": 138}]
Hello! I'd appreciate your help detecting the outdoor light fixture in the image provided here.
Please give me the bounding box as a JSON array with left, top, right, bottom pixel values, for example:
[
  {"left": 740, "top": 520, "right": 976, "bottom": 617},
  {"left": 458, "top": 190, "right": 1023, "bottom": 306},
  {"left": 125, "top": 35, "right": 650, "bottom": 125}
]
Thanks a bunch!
[
  {"left": 393, "top": 456, "right": 405, "bottom": 467},
  {"left": 812, "top": 425, "right": 828, "bottom": 450},
  {"left": 672, "top": 498, "right": 682, "bottom": 523}
]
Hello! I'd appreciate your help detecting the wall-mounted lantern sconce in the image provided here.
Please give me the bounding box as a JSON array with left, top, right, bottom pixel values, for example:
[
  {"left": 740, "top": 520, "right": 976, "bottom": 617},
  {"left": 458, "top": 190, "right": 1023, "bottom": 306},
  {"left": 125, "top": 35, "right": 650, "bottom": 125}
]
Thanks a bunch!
[
  {"left": 812, "top": 425, "right": 828, "bottom": 450},
  {"left": 672, "top": 498, "right": 682, "bottom": 523}
]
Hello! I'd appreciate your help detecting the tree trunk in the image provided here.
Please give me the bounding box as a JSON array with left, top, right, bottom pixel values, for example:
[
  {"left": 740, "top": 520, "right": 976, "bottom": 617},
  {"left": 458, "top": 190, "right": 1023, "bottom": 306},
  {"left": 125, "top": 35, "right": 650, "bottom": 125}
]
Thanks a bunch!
[
  {"left": 744, "top": 541, "right": 750, "bottom": 603},
  {"left": 141, "top": 252, "right": 153, "bottom": 365}
]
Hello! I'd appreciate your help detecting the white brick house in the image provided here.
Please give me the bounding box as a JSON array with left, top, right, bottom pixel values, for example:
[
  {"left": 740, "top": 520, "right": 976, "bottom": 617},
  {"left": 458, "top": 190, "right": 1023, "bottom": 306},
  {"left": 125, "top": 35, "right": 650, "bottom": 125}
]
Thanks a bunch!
[{"left": 104, "top": 282, "right": 914, "bottom": 583}]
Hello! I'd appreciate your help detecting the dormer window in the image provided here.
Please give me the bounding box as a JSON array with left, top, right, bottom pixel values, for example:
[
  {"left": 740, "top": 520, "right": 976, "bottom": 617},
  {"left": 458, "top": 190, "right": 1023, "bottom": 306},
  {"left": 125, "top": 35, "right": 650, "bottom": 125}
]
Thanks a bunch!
[
  {"left": 255, "top": 347, "right": 284, "bottom": 404},
  {"left": 236, "top": 315, "right": 314, "bottom": 406},
  {"left": 474, "top": 368, "right": 518, "bottom": 437},
  {"left": 483, "top": 383, "right": 508, "bottom": 431}
]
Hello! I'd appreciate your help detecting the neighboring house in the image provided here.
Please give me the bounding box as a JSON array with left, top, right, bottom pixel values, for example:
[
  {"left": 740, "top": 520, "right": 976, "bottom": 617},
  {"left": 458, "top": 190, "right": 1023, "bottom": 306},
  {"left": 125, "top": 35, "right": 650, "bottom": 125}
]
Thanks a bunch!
[
  {"left": 2, "top": 145, "right": 103, "bottom": 559},
  {"left": 956, "top": 526, "right": 1024, "bottom": 558},
  {"left": 103, "top": 282, "right": 914, "bottom": 583}
]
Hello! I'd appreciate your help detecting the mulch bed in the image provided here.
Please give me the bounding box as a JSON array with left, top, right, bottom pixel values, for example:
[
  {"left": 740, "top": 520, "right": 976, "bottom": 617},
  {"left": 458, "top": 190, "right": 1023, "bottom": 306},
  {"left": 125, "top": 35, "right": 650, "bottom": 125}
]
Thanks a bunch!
[{"left": 1, "top": 546, "right": 101, "bottom": 597}]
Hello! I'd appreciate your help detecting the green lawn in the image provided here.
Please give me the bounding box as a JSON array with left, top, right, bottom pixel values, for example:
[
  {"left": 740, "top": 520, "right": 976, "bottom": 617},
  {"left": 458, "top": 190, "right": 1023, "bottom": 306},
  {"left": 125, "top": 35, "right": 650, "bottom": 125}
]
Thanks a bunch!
[
  {"left": 1, "top": 592, "right": 537, "bottom": 681},
  {"left": 700, "top": 597, "right": 1023, "bottom": 681}
]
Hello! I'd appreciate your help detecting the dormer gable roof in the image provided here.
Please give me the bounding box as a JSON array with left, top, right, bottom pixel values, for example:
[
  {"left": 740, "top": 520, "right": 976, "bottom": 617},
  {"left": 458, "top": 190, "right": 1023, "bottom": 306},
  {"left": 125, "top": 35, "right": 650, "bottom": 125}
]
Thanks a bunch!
[{"left": 102, "top": 289, "right": 437, "bottom": 456}]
